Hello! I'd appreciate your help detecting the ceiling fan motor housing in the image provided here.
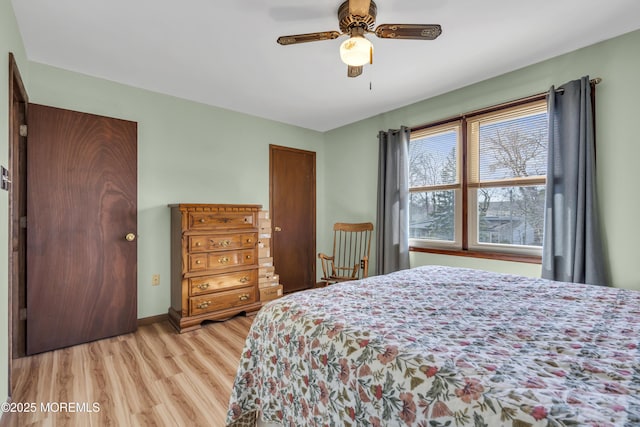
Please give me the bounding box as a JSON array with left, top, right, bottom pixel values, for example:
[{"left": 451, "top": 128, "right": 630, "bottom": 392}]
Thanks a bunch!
[{"left": 338, "top": 0, "right": 377, "bottom": 33}]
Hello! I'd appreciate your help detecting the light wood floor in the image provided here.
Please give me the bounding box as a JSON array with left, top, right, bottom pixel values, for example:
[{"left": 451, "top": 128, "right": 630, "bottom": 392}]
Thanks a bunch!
[{"left": 0, "top": 316, "right": 254, "bottom": 427}]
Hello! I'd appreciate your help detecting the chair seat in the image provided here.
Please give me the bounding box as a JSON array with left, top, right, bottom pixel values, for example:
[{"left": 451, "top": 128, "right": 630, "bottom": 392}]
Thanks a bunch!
[{"left": 321, "top": 275, "right": 355, "bottom": 283}]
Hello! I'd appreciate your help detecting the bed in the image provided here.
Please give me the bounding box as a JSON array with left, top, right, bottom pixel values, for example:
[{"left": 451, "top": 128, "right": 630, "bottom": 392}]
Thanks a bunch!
[{"left": 226, "top": 265, "right": 640, "bottom": 426}]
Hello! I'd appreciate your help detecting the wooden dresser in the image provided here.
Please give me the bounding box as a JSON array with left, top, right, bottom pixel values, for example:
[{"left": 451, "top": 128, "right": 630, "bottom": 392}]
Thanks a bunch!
[{"left": 168, "top": 204, "right": 263, "bottom": 332}]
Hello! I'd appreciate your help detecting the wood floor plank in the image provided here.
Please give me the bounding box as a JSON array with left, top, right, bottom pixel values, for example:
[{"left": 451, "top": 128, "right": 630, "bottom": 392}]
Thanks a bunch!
[
  {"left": 0, "top": 316, "right": 254, "bottom": 427},
  {"left": 131, "top": 403, "right": 179, "bottom": 427},
  {"left": 174, "top": 348, "right": 234, "bottom": 418},
  {"left": 101, "top": 354, "right": 136, "bottom": 425},
  {"left": 112, "top": 340, "right": 160, "bottom": 412},
  {"left": 154, "top": 373, "right": 212, "bottom": 427},
  {"left": 130, "top": 328, "right": 168, "bottom": 382}
]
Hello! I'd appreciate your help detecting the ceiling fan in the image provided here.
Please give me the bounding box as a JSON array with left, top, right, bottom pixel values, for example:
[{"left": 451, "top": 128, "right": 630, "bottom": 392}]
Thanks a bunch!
[{"left": 276, "top": 0, "right": 442, "bottom": 78}]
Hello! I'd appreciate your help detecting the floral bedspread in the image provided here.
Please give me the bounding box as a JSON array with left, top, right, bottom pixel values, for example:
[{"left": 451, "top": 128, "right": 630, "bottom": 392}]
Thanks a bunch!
[{"left": 226, "top": 266, "right": 640, "bottom": 427}]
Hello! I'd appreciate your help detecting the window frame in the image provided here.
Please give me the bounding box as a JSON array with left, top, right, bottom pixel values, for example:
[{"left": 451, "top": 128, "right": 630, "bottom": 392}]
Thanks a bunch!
[{"left": 409, "top": 95, "right": 547, "bottom": 264}]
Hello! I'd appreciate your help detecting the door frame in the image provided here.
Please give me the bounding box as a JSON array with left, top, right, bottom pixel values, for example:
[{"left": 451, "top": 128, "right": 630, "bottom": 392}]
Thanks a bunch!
[{"left": 8, "top": 52, "right": 29, "bottom": 394}]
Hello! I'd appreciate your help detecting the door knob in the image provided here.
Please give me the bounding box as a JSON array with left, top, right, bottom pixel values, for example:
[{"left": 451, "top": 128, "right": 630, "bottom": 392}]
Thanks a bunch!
[
  {"left": 125, "top": 233, "right": 136, "bottom": 242},
  {"left": 275, "top": 226, "right": 282, "bottom": 232}
]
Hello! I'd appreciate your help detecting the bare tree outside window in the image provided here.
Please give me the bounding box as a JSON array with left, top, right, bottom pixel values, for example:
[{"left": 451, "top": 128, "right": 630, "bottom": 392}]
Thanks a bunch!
[
  {"left": 476, "top": 113, "right": 548, "bottom": 247},
  {"left": 409, "top": 130, "right": 457, "bottom": 241}
]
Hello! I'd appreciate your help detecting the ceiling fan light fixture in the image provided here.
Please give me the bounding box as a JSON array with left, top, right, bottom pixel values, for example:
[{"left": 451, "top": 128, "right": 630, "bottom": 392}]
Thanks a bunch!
[{"left": 339, "top": 35, "right": 373, "bottom": 66}]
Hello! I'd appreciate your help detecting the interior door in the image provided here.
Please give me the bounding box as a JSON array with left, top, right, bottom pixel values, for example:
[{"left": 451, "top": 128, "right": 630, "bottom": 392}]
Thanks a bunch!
[
  {"left": 26, "top": 103, "right": 138, "bottom": 355},
  {"left": 270, "top": 145, "right": 316, "bottom": 293}
]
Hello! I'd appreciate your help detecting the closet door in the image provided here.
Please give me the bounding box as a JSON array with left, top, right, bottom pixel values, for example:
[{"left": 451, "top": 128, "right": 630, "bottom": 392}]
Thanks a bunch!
[
  {"left": 270, "top": 145, "right": 316, "bottom": 293},
  {"left": 26, "top": 103, "right": 137, "bottom": 355}
]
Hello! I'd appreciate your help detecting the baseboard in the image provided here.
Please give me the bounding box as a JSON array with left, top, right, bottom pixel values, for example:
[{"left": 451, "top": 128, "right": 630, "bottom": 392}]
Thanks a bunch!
[{"left": 137, "top": 313, "right": 168, "bottom": 326}]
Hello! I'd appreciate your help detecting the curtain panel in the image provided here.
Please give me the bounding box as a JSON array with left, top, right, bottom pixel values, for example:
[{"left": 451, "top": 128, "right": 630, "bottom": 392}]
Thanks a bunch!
[
  {"left": 376, "top": 127, "right": 410, "bottom": 275},
  {"left": 542, "top": 76, "right": 607, "bottom": 285}
]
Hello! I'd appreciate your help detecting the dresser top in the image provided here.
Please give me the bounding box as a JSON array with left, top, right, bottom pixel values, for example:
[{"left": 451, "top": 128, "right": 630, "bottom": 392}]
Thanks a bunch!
[{"left": 168, "top": 203, "right": 262, "bottom": 212}]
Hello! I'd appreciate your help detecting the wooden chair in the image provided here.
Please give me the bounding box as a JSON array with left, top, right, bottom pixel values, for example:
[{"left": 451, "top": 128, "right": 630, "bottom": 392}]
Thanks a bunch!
[{"left": 318, "top": 222, "right": 373, "bottom": 285}]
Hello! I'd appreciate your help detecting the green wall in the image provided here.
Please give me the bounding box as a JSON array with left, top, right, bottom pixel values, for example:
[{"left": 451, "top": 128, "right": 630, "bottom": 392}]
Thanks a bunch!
[{"left": 324, "top": 29, "right": 640, "bottom": 289}]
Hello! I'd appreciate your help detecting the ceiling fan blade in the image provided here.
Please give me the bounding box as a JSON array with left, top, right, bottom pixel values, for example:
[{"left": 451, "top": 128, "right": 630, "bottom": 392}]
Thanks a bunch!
[
  {"left": 277, "top": 31, "right": 341, "bottom": 45},
  {"left": 347, "top": 65, "right": 363, "bottom": 78},
  {"left": 349, "top": 0, "right": 371, "bottom": 16},
  {"left": 375, "top": 24, "right": 442, "bottom": 40}
]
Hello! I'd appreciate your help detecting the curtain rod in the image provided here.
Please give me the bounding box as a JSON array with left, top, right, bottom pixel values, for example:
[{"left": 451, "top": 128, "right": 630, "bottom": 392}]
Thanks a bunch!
[
  {"left": 498, "top": 77, "right": 603, "bottom": 106},
  {"left": 555, "top": 77, "right": 602, "bottom": 93},
  {"left": 411, "top": 77, "right": 603, "bottom": 133}
]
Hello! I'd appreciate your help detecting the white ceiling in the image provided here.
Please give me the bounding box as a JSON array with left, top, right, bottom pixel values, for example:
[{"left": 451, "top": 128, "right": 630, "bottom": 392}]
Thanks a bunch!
[{"left": 11, "top": 0, "right": 640, "bottom": 132}]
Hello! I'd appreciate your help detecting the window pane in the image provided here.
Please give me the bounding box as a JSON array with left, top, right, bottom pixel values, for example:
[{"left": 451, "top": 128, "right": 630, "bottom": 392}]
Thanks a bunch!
[
  {"left": 476, "top": 186, "right": 545, "bottom": 246},
  {"left": 409, "top": 130, "right": 457, "bottom": 187},
  {"left": 410, "top": 191, "right": 455, "bottom": 241},
  {"left": 478, "top": 112, "right": 548, "bottom": 181}
]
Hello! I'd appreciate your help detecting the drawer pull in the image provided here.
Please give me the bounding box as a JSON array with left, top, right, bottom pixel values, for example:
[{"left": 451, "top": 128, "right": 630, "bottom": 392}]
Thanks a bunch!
[
  {"left": 199, "top": 218, "right": 206, "bottom": 223},
  {"left": 197, "top": 301, "right": 211, "bottom": 309},
  {"left": 245, "top": 255, "right": 252, "bottom": 260},
  {"left": 195, "top": 260, "right": 202, "bottom": 265},
  {"left": 195, "top": 242, "right": 202, "bottom": 247},
  {"left": 246, "top": 238, "right": 253, "bottom": 243},
  {"left": 239, "top": 276, "right": 249, "bottom": 283},
  {"left": 197, "top": 283, "right": 210, "bottom": 290},
  {"left": 239, "top": 294, "right": 250, "bottom": 301},
  {"left": 218, "top": 256, "right": 230, "bottom": 264}
]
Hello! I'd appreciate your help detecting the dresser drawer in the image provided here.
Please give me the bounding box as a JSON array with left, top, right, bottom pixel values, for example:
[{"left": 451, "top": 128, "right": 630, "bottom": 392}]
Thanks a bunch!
[
  {"left": 188, "top": 211, "right": 255, "bottom": 231},
  {"left": 189, "top": 233, "right": 256, "bottom": 253},
  {"left": 188, "top": 249, "right": 257, "bottom": 273},
  {"left": 189, "top": 286, "right": 257, "bottom": 316},
  {"left": 189, "top": 270, "right": 257, "bottom": 296}
]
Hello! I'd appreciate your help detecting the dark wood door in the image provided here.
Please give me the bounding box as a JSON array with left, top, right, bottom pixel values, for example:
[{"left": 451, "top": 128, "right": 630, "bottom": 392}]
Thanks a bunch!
[
  {"left": 270, "top": 145, "right": 316, "bottom": 293},
  {"left": 26, "top": 103, "right": 137, "bottom": 355}
]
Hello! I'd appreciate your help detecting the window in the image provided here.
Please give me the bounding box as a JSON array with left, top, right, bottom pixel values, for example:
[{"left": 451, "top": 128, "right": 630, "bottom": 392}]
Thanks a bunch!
[
  {"left": 409, "top": 98, "right": 548, "bottom": 259},
  {"left": 409, "top": 122, "right": 462, "bottom": 248}
]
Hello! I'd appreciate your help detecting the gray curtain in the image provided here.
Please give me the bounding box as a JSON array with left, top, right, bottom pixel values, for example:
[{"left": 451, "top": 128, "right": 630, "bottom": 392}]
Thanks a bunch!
[
  {"left": 376, "top": 126, "right": 410, "bottom": 275},
  {"left": 542, "top": 76, "right": 606, "bottom": 285}
]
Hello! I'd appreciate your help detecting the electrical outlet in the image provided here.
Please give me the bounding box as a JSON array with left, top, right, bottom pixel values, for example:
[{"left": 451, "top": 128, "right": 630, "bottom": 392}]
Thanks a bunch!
[{"left": 152, "top": 274, "right": 160, "bottom": 286}]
